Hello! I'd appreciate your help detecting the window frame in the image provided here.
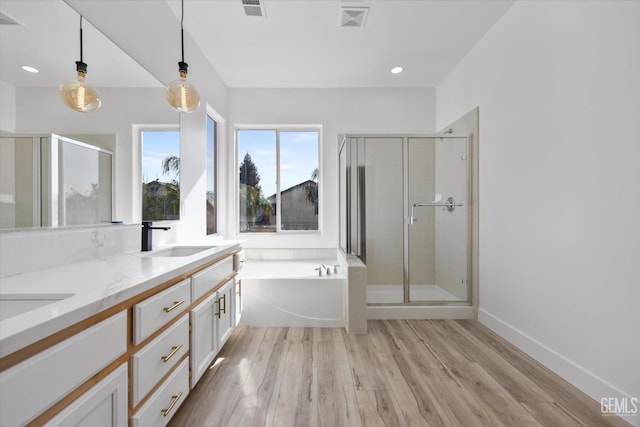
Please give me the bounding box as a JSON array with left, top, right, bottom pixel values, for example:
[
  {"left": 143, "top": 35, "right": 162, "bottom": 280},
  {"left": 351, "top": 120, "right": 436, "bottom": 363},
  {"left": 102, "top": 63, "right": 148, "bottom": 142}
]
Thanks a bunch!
[
  {"left": 235, "top": 124, "right": 322, "bottom": 235},
  {"left": 206, "top": 114, "right": 218, "bottom": 236}
]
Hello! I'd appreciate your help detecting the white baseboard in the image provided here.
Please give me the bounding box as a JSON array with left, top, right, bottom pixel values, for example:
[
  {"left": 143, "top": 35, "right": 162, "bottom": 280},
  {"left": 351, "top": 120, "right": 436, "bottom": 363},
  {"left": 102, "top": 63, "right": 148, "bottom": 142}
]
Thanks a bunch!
[
  {"left": 479, "top": 308, "right": 639, "bottom": 427},
  {"left": 368, "top": 305, "right": 474, "bottom": 320}
]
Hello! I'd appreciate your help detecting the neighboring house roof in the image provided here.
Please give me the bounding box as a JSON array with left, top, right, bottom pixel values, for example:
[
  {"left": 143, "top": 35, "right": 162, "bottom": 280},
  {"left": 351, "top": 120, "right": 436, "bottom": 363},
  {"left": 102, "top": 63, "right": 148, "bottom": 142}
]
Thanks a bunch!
[
  {"left": 142, "top": 179, "right": 178, "bottom": 190},
  {"left": 267, "top": 180, "right": 316, "bottom": 201},
  {"left": 144, "top": 179, "right": 178, "bottom": 194}
]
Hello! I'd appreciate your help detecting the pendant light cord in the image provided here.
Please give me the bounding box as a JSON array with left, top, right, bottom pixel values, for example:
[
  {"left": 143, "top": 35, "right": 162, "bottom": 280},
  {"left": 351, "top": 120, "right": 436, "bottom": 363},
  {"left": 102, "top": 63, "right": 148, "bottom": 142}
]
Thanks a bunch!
[
  {"left": 180, "top": 0, "right": 185, "bottom": 63},
  {"left": 79, "top": 16, "right": 83, "bottom": 63}
]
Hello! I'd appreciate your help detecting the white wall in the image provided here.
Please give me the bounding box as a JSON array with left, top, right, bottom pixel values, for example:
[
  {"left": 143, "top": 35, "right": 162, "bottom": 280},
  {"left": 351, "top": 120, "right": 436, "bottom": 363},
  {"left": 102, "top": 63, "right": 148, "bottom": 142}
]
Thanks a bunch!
[
  {"left": 0, "top": 80, "right": 16, "bottom": 133},
  {"left": 437, "top": 0, "right": 640, "bottom": 417},
  {"left": 228, "top": 88, "right": 436, "bottom": 248}
]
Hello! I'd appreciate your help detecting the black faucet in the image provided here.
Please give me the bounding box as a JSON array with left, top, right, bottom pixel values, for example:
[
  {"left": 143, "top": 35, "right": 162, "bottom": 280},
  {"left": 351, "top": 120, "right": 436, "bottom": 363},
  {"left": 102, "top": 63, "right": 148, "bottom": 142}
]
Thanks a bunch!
[{"left": 141, "top": 221, "right": 171, "bottom": 251}]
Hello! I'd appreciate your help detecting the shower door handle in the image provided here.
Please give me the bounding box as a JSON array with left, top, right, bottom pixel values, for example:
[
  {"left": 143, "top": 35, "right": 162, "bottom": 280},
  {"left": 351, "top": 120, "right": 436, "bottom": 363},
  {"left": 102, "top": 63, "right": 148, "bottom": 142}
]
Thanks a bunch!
[{"left": 409, "top": 197, "right": 463, "bottom": 223}]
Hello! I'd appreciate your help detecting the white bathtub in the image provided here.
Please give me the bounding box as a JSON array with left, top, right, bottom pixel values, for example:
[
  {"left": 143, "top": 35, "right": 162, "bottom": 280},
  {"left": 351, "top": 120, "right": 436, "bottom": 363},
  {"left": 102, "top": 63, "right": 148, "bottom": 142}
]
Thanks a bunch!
[{"left": 239, "top": 260, "right": 345, "bottom": 328}]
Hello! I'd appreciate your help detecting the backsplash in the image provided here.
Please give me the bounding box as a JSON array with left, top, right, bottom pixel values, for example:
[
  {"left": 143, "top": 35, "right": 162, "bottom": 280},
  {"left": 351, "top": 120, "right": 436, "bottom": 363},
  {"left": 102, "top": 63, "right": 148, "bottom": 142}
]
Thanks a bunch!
[{"left": 0, "top": 224, "right": 141, "bottom": 278}]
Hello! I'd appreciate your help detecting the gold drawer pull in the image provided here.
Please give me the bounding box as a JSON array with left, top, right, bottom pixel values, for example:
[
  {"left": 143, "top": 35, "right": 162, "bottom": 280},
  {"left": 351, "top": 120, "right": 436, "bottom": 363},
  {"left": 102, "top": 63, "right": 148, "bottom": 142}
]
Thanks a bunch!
[
  {"left": 161, "top": 391, "right": 183, "bottom": 417},
  {"left": 161, "top": 344, "right": 183, "bottom": 363},
  {"left": 214, "top": 299, "right": 221, "bottom": 319},
  {"left": 163, "top": 300, "right": 185, "bottom": 313}
]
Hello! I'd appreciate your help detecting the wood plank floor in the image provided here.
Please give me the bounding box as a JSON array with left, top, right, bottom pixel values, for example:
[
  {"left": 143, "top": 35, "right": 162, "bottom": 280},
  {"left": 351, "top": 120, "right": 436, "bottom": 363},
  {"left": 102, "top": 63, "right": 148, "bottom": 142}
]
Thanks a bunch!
[{"left": 169, "top": 320, "right": 631, "bottom": 427}]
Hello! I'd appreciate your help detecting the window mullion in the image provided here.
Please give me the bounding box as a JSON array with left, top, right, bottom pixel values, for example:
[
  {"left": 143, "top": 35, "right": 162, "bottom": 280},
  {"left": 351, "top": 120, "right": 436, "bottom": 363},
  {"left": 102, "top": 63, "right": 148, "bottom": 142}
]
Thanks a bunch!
[{"left": 276, "top": 130, "right": 281, "bottom": 232}]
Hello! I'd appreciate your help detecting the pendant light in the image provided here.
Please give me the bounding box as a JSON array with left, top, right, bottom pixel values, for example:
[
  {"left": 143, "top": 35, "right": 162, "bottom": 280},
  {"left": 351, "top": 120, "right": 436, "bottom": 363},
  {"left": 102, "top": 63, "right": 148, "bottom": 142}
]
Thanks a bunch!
[
  {"left": 166, "top": 0, "right": 200, "bottom": 113},
  {"left": 59, "top": 16, "right": 101, "bottom": 113}
]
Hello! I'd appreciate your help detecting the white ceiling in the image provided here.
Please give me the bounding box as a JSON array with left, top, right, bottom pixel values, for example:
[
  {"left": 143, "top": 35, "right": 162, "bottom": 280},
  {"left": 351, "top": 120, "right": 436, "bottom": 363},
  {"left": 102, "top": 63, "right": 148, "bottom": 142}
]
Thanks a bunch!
[
  {"left": 0, "top": 0, "right": 161, "bottom": 88},
  {"left": 167, "top": 0, "right": 515, "bottom": 88},
  {"left": 0, "top": 0, "right": 514, "bottom": 90}
]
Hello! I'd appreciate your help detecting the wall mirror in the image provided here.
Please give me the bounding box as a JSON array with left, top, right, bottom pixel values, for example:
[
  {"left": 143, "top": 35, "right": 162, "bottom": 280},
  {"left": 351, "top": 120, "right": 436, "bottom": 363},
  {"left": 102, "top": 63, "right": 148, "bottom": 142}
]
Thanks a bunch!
[
  {"left": 0, "top": 134, "right": 113, "bottom": 228},
  {"left": 0, "top": 0, "right": 176, "bottom": 230}
]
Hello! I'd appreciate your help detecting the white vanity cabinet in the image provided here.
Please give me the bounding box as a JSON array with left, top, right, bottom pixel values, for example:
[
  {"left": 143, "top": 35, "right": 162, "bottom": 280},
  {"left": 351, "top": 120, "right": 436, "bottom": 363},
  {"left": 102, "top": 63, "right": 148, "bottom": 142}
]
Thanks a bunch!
[
  {"left": 189, "top": 254, "right": 239, "bottom": 389},
  {"left": 189, "top": 277, "right": 237, "bottom": 388},
  {"left": 45, "top": 364, "right": 128, "bottom": 427},
  {"left": 131, "top": 315, "right": 189, "bottom": 407},
  {"left": 0, "top": 246, "right": 242, "bottom": 427},
  {"left": 130, "top": 291, "right": 191, "bottom": 425},
  {"left": 191, "top": 256, "right": 234, "bottom": 302},
  {"left": 0, "top": 311, "right": 127, "bottom": 427},
  {"left": 235, "top": 279, "right": 243, "bottom": 326},
  {"left": 189, "top": 292, "right": 218, "bottom": 387},
  {"left": 130, "top": 358, "right": 190, "bottom": 427},
  {"left": 133, "top": 278, "right": 190, "bottom": 345},
  {"left": 216, "top": 278, "right": 235, "bottom": 349}
]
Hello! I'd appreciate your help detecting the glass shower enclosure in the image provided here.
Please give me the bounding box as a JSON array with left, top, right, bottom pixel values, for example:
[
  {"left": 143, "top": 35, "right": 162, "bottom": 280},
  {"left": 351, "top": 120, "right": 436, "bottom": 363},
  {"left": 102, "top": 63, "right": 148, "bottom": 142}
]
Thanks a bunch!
[{"left": 339, "top": 135, "right": 471, "bottom": 305}]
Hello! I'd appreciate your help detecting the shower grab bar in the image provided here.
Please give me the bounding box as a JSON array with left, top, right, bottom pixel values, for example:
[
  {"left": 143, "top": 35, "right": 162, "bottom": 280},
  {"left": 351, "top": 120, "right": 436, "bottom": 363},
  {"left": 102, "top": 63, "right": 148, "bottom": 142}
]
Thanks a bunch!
[{"left": 409, "top": 197, "right": 463, "bottom": 223}]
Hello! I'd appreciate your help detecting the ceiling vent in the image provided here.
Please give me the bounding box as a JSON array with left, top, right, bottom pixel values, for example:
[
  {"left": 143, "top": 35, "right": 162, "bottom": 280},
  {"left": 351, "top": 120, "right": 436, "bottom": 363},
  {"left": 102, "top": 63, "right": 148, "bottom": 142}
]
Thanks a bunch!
[
  {"left": 0, "top": 11, "right": 20, "bottom": 26},
  {"left": 241, "top": 0, "right": 265, "bottom": 17},
  {"left": 340, "top": 7, "right": 369, "bottom": 28}
]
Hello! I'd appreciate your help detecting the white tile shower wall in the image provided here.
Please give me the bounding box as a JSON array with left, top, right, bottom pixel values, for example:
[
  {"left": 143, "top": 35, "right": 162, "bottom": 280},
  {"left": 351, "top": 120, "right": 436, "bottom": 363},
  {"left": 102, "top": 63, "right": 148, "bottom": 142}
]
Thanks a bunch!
[{"left": 0, "top": 225, "right": 140, "bottom": 278}]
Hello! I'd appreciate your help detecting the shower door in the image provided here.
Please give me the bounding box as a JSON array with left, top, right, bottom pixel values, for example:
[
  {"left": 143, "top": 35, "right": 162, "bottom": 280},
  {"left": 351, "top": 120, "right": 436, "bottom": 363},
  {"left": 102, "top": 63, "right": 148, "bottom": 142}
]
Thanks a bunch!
[
  {"left": 344, "top": 134, "right": 471, "bottom": 305},
  {"left": 364, "top": 137, "right": 405, "bottom": 303},
  {"left": 406, "top": 136, "right": 469, "bottom": 303}
]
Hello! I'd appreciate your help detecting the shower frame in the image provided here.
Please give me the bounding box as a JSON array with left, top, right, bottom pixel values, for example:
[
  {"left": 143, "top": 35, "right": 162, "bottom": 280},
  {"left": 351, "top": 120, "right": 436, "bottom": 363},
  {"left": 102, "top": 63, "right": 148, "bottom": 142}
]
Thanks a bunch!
[{"left": 339, "top": 133, "right": 473, "bottom": 307}]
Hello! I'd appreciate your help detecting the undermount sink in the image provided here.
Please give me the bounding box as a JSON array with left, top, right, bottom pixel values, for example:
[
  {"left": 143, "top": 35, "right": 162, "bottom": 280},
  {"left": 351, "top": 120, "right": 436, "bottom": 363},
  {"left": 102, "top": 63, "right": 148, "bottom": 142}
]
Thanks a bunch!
[
  {"left": 0, "top": 293, "right": 75, "bottom": 321},
  {"left": 147, "top": 246, "right": 216, "bottom": 258}
]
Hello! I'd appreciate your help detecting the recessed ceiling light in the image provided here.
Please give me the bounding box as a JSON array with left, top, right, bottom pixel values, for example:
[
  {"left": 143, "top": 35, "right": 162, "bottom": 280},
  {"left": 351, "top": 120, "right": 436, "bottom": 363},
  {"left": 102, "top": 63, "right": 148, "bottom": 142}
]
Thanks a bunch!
[
  {"left": 391, "top": 66, "right": 404, "bottom": 74},
  {"left": 21, "top": 65, "right": 39, "bottom": 73}
]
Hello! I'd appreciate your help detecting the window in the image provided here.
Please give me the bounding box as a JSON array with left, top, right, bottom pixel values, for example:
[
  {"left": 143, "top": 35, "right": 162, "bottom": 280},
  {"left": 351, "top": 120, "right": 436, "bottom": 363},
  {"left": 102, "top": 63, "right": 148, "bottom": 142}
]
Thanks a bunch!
[
  {"left": 238, "top": 128, "right": 319, "bottom": 233},
  {"left": 206, "top": 115, "right": 217, "bottom": 235},
  {"left": 141, "top": 130, "right": 180, "bottom": 221}
]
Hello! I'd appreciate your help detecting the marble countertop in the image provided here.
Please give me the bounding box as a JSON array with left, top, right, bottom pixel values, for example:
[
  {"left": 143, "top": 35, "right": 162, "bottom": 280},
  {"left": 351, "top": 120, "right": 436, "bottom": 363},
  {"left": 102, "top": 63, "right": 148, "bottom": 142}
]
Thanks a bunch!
[{"left": 0, "top": 242, "right": 241, "bottom": 359}]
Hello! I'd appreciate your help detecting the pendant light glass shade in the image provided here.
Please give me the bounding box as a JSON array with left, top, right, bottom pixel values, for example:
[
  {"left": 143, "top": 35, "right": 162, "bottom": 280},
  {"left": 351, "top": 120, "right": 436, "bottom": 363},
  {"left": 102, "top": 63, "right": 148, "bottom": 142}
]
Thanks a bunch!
[
  {"left": 59, "top": 17, "right": 101, "bottom": 113},
  {"left": 167, "top": 0, "right": 200, "bottom": 113},
  {"left": 166, "top": 62, "right": 200, "bottom": 113},
  {"left": 60, "top": 62, "right": 101, "bottom": 113}
]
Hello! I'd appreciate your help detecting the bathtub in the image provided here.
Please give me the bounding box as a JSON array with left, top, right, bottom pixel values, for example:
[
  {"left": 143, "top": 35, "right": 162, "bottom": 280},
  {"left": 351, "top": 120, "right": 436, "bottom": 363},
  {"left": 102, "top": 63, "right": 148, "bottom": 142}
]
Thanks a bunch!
[{"left": 239, "top": 260, "right": 345, "bottom": 328}]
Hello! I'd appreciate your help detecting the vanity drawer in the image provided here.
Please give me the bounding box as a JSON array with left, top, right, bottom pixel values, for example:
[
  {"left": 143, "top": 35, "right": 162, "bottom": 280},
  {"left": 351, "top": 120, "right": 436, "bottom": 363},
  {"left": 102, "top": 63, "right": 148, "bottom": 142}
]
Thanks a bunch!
[
  {"left": 131, "top": 315, "right": 189, "bottom": 407},
  {"left": 0, "top": 311, "right": 126, "bottom": 427},
  {"left": 131, "top": 358, "right": 189, "bottom": 427},
  {"left": 133, "top": 279, "right": 190, "bottom": 344},
  {"left": 191, "top": 256, "right": 233, "bottom": 302}
]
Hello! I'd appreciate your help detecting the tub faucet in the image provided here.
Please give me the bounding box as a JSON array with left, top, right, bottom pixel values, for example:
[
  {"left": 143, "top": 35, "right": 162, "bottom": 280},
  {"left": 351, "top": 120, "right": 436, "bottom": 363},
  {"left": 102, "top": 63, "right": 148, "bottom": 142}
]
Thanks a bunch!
[
  {"left": 322, "top": 264, "right": 331, "bottom": 276},
  {"left": 141, "top": 221, "right": 171, "bottom": 251},
  {"left": 314, "top": 266, "right": 324, "bottom": 277}
]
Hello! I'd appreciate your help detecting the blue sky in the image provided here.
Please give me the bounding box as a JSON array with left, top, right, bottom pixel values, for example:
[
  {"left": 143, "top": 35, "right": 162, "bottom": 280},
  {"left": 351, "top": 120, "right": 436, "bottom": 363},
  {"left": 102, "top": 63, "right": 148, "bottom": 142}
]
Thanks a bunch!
[
  {"left": 142, "top": 131, "right": 180, "bottom": 183},
  {"left": 238, "top": 130, "right": 318, "bottom": 197},
  {"left": 141, "top": 129, "right": 317, "bottom": 194}
]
